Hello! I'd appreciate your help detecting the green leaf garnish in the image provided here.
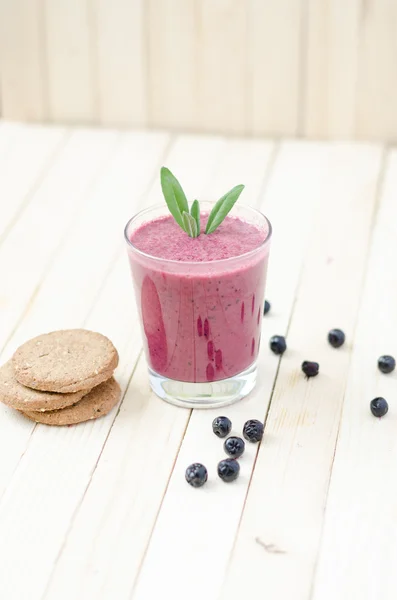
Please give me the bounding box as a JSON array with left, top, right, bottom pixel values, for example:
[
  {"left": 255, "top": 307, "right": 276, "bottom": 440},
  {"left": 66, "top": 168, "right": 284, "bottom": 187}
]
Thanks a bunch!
[
  {"left": 160, "top": 167, "right": 189, "bottom": 230},
  {"left": 190, "top": 199, "right": 200, "bottom": 234},
  {"left": 160, "top": 167, "right": 244, "bottom": 237},
  {"left": 182, "top": 211, "right": 198, "bottom": 238},
  {"left": 205, "top": 184, "right": 245, "bottom": 234}
]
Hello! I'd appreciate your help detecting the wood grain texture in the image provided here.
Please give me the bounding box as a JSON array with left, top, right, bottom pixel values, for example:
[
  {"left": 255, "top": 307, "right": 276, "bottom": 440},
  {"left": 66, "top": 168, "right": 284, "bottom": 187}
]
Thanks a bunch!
[
  {"left": 355, "top": 0, "right": 397, "bottom": 140},
  {"left": 220, "top": 143, "right": 383, "bottom": 600},
  {"left": 0, "top": 0, "right": 47, "bottom": 120},
  {"left": 45, "top": 0, "right": 97, "bottom": 122},
  {"left": 311, "top": 149, "right": 397, "bottom": 600},
  {"left": 0, "top": 125, "right": 66, "bottom": 243},
  {"left": 304, "top": 0, "right": 361, "bottom": 138},
  {"left": 248, "top": 0, "right": 303, "bottom": 136},
  {"left": 1, "top": 0, "right": 397, "bottom": 139},
  {"left": 196, "top": 0, "right": 248, "bottom": 134},
  {"left": 0, "top": 129, "right": 118, "bottom": 354},
  {"left": 147, "top": 0, "right": 197, "bottom": 129},
  {"left": 0, "top": 122, "right": 21, "bottom": 163},
  {"left": 95, "top": 0, "right": 146, "bottom": 125}
]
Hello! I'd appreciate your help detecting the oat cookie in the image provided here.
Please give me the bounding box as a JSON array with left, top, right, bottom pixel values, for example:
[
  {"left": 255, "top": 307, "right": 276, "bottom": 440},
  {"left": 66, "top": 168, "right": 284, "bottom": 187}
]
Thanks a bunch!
[
  {"left": 0, "top": 361, "right": 91, "bottom": 411},
  {"left": 13, "top": 329, "right": 119, "bottom": 393},
  {"left": 22, "top": 377, "right": 121, "bottom": 426}
]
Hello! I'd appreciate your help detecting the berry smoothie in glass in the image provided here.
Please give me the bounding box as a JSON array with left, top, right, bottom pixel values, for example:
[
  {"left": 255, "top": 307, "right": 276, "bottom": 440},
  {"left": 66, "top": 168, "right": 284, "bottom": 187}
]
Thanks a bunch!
[{"left": 125, "top": 168, "right": 271, "bottom": 408}]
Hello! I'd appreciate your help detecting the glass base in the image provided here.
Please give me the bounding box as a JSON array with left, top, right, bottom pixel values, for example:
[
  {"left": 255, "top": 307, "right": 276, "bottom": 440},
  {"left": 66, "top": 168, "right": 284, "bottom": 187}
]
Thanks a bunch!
[{"left": 148, "top": 362, "right": 257, "bottom": 409}]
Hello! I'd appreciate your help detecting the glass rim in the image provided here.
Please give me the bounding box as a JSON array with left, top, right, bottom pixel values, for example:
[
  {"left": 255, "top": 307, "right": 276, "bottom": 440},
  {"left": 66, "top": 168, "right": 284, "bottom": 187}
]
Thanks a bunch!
[{"left": 124, "top": 202, "right": 272, "bottom": 267}]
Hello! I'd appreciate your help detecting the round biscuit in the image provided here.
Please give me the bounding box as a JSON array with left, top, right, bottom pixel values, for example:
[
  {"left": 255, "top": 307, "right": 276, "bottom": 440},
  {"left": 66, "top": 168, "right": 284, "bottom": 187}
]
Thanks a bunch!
[
  {"left": 12, "top": 329, "right": 119, "bottom": 393},
  {"left": 0, "top": 361, "right": 91, "bottom": 411},
  {"left": 22, "top": 377, "right": 121, "bottom": 426}
]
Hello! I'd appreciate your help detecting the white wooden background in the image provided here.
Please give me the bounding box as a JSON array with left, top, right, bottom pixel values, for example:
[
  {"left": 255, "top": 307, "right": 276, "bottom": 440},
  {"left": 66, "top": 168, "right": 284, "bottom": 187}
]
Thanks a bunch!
[
  {"left": 1, "top": 0, "right": 397, "bottom": 140},
  {"left": 0, "top": 120, "right": 396, "bottom": 600}
]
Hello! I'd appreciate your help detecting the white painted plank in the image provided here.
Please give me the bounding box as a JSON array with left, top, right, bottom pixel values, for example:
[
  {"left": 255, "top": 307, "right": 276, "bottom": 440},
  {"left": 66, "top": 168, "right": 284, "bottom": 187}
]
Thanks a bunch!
[
  {"left": 304, "top": 0, "right": 360, "bottom": 138},
  {"left": 0, "top": 129, "right": 119, "bottom": 355},
  {"left": 311, "top": 149, "right": 397, "bottom": 600},
  {"left": 147, "top": 0, "right": 196, "bottom": 129},
  {"left": 202, "top": 138, "right": 274, "bottom": 205},
  {"left": 132, "top": 142, "right": 350, "bottom": 600},
  {"left": 219, "top": 143, "right": 383, "bottom": 600},
  {"left": 45, "top": 0, "right": 96, "bottom": 122},
  {"left": 196, "top": 0, "right": 248, "bottom": 134},
  {"left": 96, "top": 0, "right": 146, "bottom": 126},
  {"left": 43, "top": 138, "right": 271, "bottom": 600},
  {"left": 248, "top": 0, "right": 302, "bottom": 136},
  {"left": 0, "top": 0, "right": 47, "bottom": 120},
  {"left": 356, "top": 0, "right": 397, "bottom": 140},
  {"left": 0, "top": 134, "right": 223, "bottom": 600},
  {"left": 0, "top": 125, "right": 66, "bottom": 243},
  {"left": 0, "top": 122, "right": 22, "bottom": 164}
]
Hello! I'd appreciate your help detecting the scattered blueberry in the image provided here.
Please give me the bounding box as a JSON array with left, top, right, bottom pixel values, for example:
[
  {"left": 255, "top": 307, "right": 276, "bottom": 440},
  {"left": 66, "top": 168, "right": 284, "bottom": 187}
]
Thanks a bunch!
[
  {"left": 212, "top": 416, "right": 232, "bottom": 438},
  {"left": 264, "top": 300, "right": 271, "bottom": 315},
  {"left": 224, "top": 436, "right": 245, "bottom": 458},
  {"left": 370, "top": 397, "right": 389, "bottom": 418},
  {"left": 378, "top": 355, "right": 396, "bottom": 374},
  {"left": 302, "top": 361, "right": 319, "bottom": 378},
  {"left": 185, "top": 463, "right": 208, "bottom": 487},
  {"left": 269, "top": 335, "right": 287, "bottom": 355},
  {"left": 217, "top": 458, "right": 240, "bottom": 482},
  {"left": 243, "top": 419, "right": 264, "bottom": 443},
  {"left": 328, "top": 328, "right": 345, "bottom": 348}
]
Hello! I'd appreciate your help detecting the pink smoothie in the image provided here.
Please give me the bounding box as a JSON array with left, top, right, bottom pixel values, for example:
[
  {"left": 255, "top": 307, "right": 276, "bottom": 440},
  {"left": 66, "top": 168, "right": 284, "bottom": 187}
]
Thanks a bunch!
[{"left": 128, "top": 214, "right": 270, "bottom": 383}]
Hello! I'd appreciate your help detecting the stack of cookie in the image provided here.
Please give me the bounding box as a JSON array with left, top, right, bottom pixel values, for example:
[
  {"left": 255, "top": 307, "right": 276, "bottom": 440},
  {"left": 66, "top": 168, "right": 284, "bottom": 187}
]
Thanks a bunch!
[{"left": 0, "top": 329, "right": 121, "bottom": 426}]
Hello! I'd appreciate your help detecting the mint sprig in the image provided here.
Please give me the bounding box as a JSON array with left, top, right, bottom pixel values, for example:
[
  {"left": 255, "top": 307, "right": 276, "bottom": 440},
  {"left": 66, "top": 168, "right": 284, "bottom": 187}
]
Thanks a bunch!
[{"left": 160, "top": 167, "right": 244, "bottom": 238}]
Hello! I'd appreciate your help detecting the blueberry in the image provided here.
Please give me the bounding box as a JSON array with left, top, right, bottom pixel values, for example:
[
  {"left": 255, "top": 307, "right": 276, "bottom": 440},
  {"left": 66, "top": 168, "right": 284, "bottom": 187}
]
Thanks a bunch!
[
  {"left": 243, "top": 419, "right": 264, "bottom": 443},
  {"left": 185, "top": 463, "right": 208, "bottom": 487},
  {"left": 378, "top": 355, "right": 396, "bottom": 374},
  {"left": 269, "top": 335, "right": 287, "bottom": 355},
  {"left": 370, "top": 397, "right": 389, "bottom": 418},
  {"left": 224, "top": 436, "right": 245, "bottom": 458},
  {"left": 328, "top": 328, "right": 345, "bottom": 348},
  {"left": 302, "top": 361, "right": 319, "bottom": 378},
  {"left": 264, "top": 300, "right": 271, "bottom": 315},
  {"left": 212, "top": 416, "right": 232, "bottom": 438},
  {"left": 217, "top": 458, "right": 240, "bottom": 482}
]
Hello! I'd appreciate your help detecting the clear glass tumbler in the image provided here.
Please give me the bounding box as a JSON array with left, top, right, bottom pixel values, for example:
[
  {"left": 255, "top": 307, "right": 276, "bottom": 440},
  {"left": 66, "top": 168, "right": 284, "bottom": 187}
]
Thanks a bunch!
[{"left": 125, "top": 202, "right": 272, "bottom": 408}]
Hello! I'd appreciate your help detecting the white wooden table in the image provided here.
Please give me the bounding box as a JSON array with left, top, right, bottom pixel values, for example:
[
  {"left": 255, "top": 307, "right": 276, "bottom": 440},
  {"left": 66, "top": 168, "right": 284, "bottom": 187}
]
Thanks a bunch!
[{"left": 0, "top": 121, "right": 395, "bottom": 600}]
